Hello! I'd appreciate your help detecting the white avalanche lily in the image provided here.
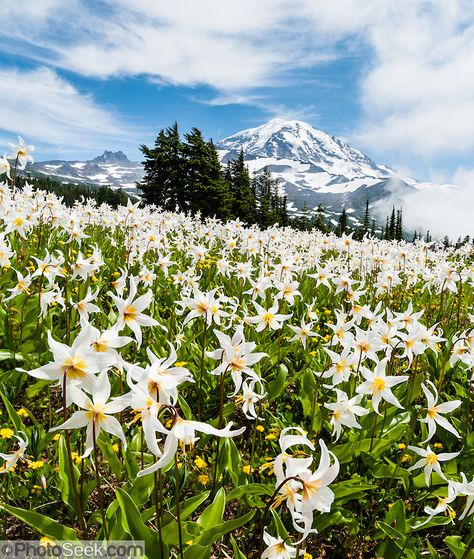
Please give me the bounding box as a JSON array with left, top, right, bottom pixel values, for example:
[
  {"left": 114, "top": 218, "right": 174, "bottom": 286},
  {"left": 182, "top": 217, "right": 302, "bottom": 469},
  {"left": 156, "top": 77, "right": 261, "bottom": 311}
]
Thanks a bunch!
[
  {"left": 407, "top": 445, "right": 460, "bottom": 486},
  {"left": 261, "top": 531, "right": 301, "bottom": 558},
  {"left": 26, "top": 327, "right": 107, "bottom": 394},
  {"left": 420, "top": 380, "right": 461, "bottom": 442},
  {"left": 137, "top": 415, "right": 245, "bottom": 476},
  {"left": 127, "top": 344, "right": 193, "bottom": 405},
  {"left": 207, "top": 325, "right": 266, "bottom": 395},
  {"left": 246, "top": 301, "right": 292, "bottom": 332},
  {"left": 109, "top": 276, "right": 159, "bottom": 346},
  {"left": 324, "top": 389, "right": 369, "bottom": 441},
  {"left": 0, "top": 434, "right": 28, "bottom": 473},
  {"left": 356, "top": 358, "right": 409, "bottom": 414},
  {"left": 50, "top": 372, "right": 128, "bottom": 457}
]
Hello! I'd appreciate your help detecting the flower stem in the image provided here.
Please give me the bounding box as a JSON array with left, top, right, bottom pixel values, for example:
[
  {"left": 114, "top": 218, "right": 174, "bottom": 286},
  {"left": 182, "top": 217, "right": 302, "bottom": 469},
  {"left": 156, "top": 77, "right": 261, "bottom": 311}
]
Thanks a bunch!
[
  {"left": 174, "top": 454, "right": 184, "bottom": 559},
  {"left": 92, "top": 421, "right": 109, "bottom": 540},
  {"left": 62, "top": 375, "right": 87, "bottom": 536}
]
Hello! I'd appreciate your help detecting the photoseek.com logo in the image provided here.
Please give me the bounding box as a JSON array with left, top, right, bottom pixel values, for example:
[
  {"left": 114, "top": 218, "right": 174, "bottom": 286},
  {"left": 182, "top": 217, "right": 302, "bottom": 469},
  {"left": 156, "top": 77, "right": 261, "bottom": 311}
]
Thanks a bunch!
[{"left": 0, "top": 541, "right": 145, "bottom": 559}]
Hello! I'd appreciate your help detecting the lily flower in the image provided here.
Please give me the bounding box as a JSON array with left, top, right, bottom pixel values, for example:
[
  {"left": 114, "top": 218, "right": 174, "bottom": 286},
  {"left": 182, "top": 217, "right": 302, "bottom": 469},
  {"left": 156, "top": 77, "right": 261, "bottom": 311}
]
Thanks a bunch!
[
  {"left": 109, "top": 276, "right": 159, "bottom": 346},
  {"left": 137, "top": 415, "right": 245, "bottom": 476},
  {"left": 407, "top": 445, "right": 460, "bottom": 486},
  {"left": 324, "top": 389, "right": 369, "bottom": 441},
  {"left": 420, "top": 381, "right": 461, "bottom": 442},
  {"left": 246, "top": 301, "right": 292, "bottom": 332},
  {"left": 50, "top": 372, "right": 128, "bottom": 457},
  {"left": 262, "top": 531, "right": 301, "bottom": 559},
  {"left": 207, "top": 326, "right": 266, "bottom": 394},
  {"left": 356, "top": 358, "right": 409, "bottom": 414},
  {"left": 25, "top": 327, "right": 106, "bottom": 394},
  {"left": 0, "top": 434, "right": 28, "bottom": 473}
]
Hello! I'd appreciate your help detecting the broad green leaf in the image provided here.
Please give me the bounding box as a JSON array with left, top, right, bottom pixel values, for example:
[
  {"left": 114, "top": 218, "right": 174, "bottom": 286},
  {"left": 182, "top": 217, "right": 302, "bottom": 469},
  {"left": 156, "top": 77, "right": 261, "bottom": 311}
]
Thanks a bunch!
[
  {"left": 444, "top": 536, "right": 474, "bottom": 559},
  {"left": 0, "top": 390, "right": 26, "bottom": 433},
  {"left": 197, "top": 487, "right": 225, "bottom": 528},
  {"left": 0, "top": 503, "right": 78, "bottom": 540},
  {"left": 115, "top": 487, "right": 160, "bottom": 552}
]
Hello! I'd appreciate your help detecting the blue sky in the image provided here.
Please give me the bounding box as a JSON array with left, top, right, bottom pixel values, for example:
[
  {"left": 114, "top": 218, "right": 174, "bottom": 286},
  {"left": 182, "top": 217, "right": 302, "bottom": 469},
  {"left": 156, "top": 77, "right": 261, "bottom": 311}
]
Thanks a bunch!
[{"left": 0, "top": 0, "right": 473, "bottom": 185}]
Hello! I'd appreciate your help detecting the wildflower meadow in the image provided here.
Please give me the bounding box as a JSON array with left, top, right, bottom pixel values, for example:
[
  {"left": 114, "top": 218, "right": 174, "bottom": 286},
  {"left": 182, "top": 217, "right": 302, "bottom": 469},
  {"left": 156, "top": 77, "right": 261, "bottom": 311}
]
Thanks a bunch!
[{"left": 0, "top": 137, "right": 473, "bottom": 558}]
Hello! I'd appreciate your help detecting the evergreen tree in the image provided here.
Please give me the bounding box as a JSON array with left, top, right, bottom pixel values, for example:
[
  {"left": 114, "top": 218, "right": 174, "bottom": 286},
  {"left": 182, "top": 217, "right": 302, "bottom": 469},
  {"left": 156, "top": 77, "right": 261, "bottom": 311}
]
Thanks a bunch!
[
  {"left": 395, "top": 208, "right": 403, "bottom": 240},
  {"left": 252, "top": 167, "right": 287, "bottom": 227},
  {"left": 313, "top": 204, "right": 328, "bottom": 233},
  {"left": 387, "top": 206, "right": 396, "bottom": 240},
  {"left": 226, "top": 149, "right": 257, "bottom": 223},
  {"left": 138, "top": 122, "right": 185, "bottom": 211},
  {"left": 362, "top": 200, "right": 370, "bottom": 233},
  {"left": 337, "top": 208, "right": 348, "bottom": 236},
  {"left": 182, "top": 129, "right": 232, "bottom": 219}
]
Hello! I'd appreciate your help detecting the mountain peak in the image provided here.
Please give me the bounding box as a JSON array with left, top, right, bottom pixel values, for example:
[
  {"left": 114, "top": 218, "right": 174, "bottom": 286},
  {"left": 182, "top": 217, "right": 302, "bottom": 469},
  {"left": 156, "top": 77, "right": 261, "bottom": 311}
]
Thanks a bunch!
[
  {"left": 218, "top": 118, "right": 385, "bottom": 179},
  {"left": 90, "top": 150, "right": 130, "bottom": 164}
]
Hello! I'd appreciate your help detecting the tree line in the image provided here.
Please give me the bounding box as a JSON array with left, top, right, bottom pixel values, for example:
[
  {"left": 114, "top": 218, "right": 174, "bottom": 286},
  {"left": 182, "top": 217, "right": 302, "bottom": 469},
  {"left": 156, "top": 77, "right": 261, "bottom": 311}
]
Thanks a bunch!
[{"left": 138, "top": 122, "right": 289, "bottom": 228}]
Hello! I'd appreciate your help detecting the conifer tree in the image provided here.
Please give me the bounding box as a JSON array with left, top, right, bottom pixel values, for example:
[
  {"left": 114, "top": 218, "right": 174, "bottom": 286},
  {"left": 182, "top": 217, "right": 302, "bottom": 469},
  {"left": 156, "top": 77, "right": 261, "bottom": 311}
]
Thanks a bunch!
[
  {"left": 362, "top": 199, "right": 370, "bottom": 233},
  {"left": 138, "top": 122, "right": 185, "bottom": 211},
  {"left": 313, "top": 204, "right": 328, "bottom": 232},
  {"left": 182, "top": 129, "right": 232, "bottom": 219},
  {"left": 337, "top": 208, "right": 348, "bottom": 236},
  {"left": 226, "top": 150, "right": 257, "bottom": 223}
]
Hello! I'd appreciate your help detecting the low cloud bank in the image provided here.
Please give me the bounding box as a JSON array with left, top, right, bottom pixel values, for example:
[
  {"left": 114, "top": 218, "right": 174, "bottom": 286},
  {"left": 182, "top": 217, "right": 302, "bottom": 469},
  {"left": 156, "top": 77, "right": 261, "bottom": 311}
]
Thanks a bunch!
[{"left": 372, "top": 175, "right": 474, "bottom": 240}]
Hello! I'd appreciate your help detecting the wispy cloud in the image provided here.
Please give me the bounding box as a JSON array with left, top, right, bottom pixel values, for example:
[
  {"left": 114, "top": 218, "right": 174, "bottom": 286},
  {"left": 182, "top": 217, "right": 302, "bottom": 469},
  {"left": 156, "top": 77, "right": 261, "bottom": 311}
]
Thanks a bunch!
[
  {"left": 0, "top": 66, "right": 145, "bottom": 155},
  {"left": 1, "top": 0, "right": 474, "bottom": 173}
]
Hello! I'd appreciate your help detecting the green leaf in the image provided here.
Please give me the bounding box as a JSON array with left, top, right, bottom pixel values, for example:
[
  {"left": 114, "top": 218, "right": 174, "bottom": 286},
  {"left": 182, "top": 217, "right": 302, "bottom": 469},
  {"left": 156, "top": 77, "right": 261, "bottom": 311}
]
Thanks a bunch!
[
  {"left": 197, "top": 510, "right": 255, "bottom": 546},
  {"left": 377, "top": 521, "right": 408, "bottom": 550},
  {"left": 444, "top": 536, "right": 474, "bottom": 559},
  {"left": 183, "top": 544, "right": 210, "bottom": 559},
  {"left": 57, "top": 435, "right": 80, "bottom": 510},
  {"left": 197, "top": 487, "right": 225, "bottom": 529},
  {"left": 0, "top": 503, "right": 78, "bottom": 540},
  {"left": 98, "top": 435, "right": 124, "bottom": 479},
  {"left": 115, "top": 488, "right": 160, "bottom": 553},
  {"left": 425, "top": 538, "right": 441, "bottom": 559},
  {"left": 332, "top": 479, "right": 376, "bottom": 503},
  {"left": 384, "top": 500, "right": 407, "bottom": 535},
  {"left": 267, "top": 364, "right": 288, "bottom": 401},
  {"left": 163, "top": 492, "right": 210, "bottom": 526},
  {"left": 227, "top": 483, "right": 274, "bottom": 501},
  {"left": 0, "top": 389, "right": 26, "bottom": 433},
  {"left": 230, "top": 535, "right": 248, "bottom": 559},
  {"left": 270, "top": 509, "right": 289, "bottom": 541}
]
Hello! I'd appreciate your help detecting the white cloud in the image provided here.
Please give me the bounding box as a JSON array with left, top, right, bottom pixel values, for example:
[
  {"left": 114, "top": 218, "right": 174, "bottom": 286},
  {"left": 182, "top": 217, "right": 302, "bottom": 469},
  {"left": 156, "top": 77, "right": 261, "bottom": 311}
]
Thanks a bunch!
[
  {"left": 1, "top": 0, "right": 474, "bottom": 170},
  {"left": 0, "top": 67, "right": 143, "bottom": 154}
]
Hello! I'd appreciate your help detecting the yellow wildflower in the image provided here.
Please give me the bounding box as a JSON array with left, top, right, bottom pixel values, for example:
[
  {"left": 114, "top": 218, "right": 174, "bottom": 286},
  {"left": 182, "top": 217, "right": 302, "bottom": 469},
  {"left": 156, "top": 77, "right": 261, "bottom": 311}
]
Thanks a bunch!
[
  {"left": 198, "top": 474, "right": 209, "bottom": 485},
  {"left": 194, "top": 456, "right": 207, "bottom": 469},
  {"left": 0, "top": 428, "right": 14, "bottom": 439},
  {"left": 398, "top": 443, "right": 406, "bottom": 450},
  {"left": 70, "top": 452, "right": 82, "bottom": 465},
  {"left": 434, "top": 442, "right": 443, "bottom": 450},
  {"left": 52, "top": 434, "right": 61, "bottom": 441},
  {"left": 17, "top": 408, "right": 29, "bottom": 418},
  {"left": 256, "top": 425, "right": 264, "bottom": 432},
  {"left": 242, "top": 465, "right": 254, "bottom": 475},
  {"left": 28, "top": 461, "right": 44, "bottom": 470},
  {"left": 175, "top": 361, "right": 187, "bottom": 367},
  {"left": 401, "top": 454, "right": 412, "bottom": 463},
  {"left": 112, "top": 443, "right": 119, "bottom": 452}
]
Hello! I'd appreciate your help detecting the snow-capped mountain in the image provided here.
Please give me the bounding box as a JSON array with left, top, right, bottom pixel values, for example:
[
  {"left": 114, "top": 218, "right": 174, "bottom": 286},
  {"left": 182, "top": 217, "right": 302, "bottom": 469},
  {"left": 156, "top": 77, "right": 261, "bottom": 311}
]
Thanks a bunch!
[
  {"left": 217, "top": 118, "right": 421, "bottom": 221},
  {"left": 26, "top": 119, "right": 429, "bottom": 224},
  {"left": 26, "top": 151, "right": 144, "bottom": 195}
]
